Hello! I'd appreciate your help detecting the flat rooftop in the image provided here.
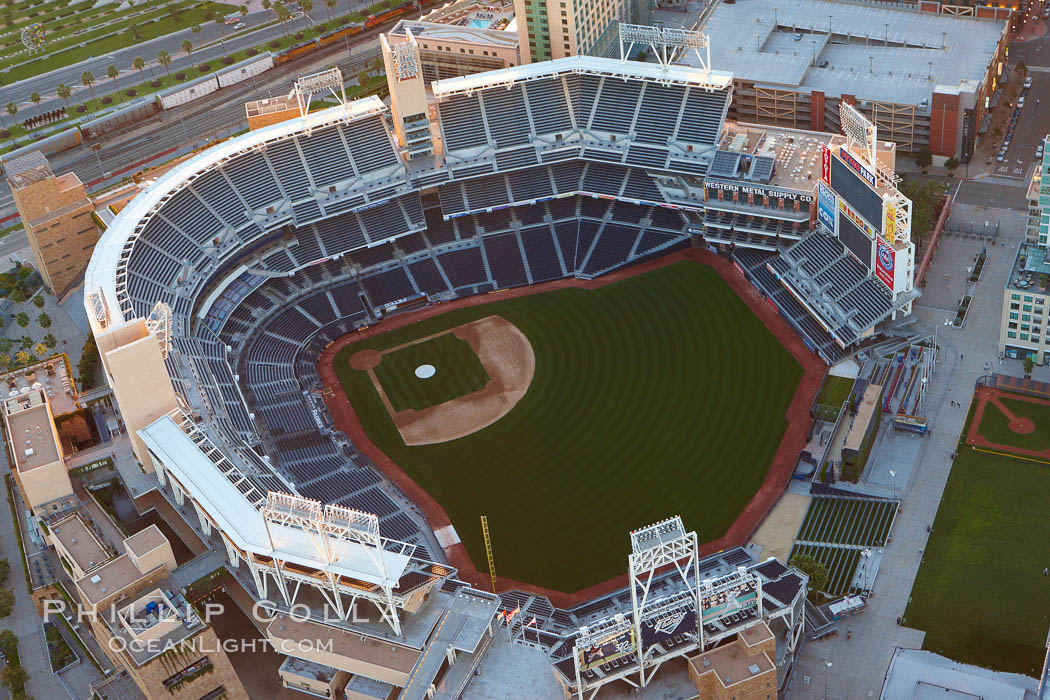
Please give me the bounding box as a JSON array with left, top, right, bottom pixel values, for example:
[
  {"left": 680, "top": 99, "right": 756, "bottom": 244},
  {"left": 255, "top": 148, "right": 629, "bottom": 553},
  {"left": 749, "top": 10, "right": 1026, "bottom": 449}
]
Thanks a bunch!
[
  {"left": 392, "top": 19, "right": 520, "bottom": 49},
  {"left": 715, "top": 122, "right": 844, "bottom": 191},
  {"left": 268, "top": 614, "right": 422, "bottom": 674},
  {"left": 75, "top": 554, "right": 145, "bottom": 605},
  {"left": 4, "top": 391, "right": 60, "bottom": 471},
  {"left": 1009, "top": 243, "right": 1050, "bottom": 294},
  {"left": 51, "top": 514, "right": 110, "bottom": 573},
  {"left": 688, "top": 638, "right": 775, "bottom": 688},
  {"left": 419, "top": 0, "right": 514, "bottom": 30},
  {"left": 692, "top": 0, "right": 1005, "bottom": 106},
  {"left": 2, "top": 357, "right": 77, "bottom": 416},
  {"left": 125, "top": 524, "right": 168, "bottom": 558}
]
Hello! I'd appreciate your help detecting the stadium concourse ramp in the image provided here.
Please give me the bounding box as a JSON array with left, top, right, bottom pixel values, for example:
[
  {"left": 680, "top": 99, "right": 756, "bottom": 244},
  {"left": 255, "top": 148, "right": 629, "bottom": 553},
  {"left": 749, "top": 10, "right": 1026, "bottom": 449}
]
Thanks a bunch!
[{"left": 81, "top": 55, "right": 740, "bottom": 697}]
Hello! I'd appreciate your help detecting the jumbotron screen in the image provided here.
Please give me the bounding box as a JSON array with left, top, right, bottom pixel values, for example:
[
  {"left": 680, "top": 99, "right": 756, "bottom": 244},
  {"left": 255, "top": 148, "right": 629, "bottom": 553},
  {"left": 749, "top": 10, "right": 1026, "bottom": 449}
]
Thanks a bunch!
[
  {"left": 830, "top": 155, "right": 883, "bottom": 234},
  {"left": 839, "top": 215, "right": 873, "bottom": 268}
]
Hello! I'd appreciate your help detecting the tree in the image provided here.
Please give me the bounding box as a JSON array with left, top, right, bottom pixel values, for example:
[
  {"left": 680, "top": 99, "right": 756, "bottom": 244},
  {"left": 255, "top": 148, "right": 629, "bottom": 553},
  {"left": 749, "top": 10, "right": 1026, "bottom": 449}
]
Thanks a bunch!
[
  {"left": 9, "top": 287, "right": 23, "bottom": 303},
  {"left": 1024, "top": 355, "right": 1035, "bottom": 377},
  {"left": 898, "top": 178, "right": 944, "bottom": 244},
  {"left": 1017, "top": 61, "right": 1028, "bottom": 78},
  {"left": 4, "top": 102, "right": 15, "bottom": 124},
  {"left": 0, "top": 339, "right": 11, "bottom": 355},
  {"left": 239, "top": 4, "right": 248, "bottom": 19},
  {"left": 14, "top": 351, "right": 28, "bottom": 367},
  {"left": 14, "top": 312, "right": 28, "bottom": 328},
  {"left": 107, "top": 64, "right": 119, "bottom": 95},
  {"left": 0, "top": 628, "right": 16, "bottom": 657},
  {"left": 157, "top": 49, "right": 172, "bottom": 78},
  {"left": 81, "top": 70, "right": 96, "bottom": 102},
  {"left": 33, "top": 343, "right": 46, "bottom": 358},
  {"left": 324, "top": 0, "right": 336, "bottom": 21},
  {"left": 31, "top": 293, "right": 44, "bottom": 309},
  {"left": 78, "top": 334, "right": 99, "bottom": 388},
  {"left": 0, "top": 560, "right": 9, "bottom": 585},
  {"left": 19, "top": 336, "right": 32, "bottom": 349},
  {"left": 29, "top": 92, "right": 40, "bottom": 117},
  {"left": 0, "top": 589, "right": 12, "bottom": 618},
  {"left": 36, "top": 312, "right": 50, "bottom": 329},
  {"left": 42, "top": 334, "right": 56, "bottom": 349},
  {"left": 133, "top": 56, "right": 146, "bottom": 84},
  {"left": 192, "top": 23, "right": 202, "bottom": 46},
  {"left": 368, "top": 55, "right": 383, "bottom": 77},
  {"left": 0, "top": 356, "right": 9, "bottom": 373},
  {"left": 262, "top": 0, "right": 272, "bottom": 20},
  {"left": 944, "top": 156, "right": 959, "bottom": 176},
  {"left": 915, "top": 145, "right": 933, "bottom": 173},
  {"left": 301, "top": 0, "right": 314, "bottom": 19},
  {"left": 182, "top": 39, "right": 195, "bottom": 68},
  {"left": 789, "top": 554, "right": 828, "bottom": 601},
  {"left": 56, "top": 84, "right": 71, "bottom": 110},
  {"left": 275, "top": 2, "right": 292, "bottom": 37},
  {"left": 0, "top": 662, "right": 26, "bottom": 689}
]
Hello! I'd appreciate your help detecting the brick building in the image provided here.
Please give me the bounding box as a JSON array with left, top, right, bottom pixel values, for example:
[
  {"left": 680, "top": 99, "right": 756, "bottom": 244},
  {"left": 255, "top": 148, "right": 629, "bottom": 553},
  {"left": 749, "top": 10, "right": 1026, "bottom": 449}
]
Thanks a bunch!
[{"left": 6, "top": 150, "right": 99, "bottom": 297}]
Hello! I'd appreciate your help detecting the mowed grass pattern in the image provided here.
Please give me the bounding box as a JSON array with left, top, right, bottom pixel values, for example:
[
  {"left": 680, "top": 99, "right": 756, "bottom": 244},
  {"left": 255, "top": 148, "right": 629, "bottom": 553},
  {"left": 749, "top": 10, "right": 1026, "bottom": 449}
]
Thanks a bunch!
[
  {"left": 333, "top": 262, "right": 803, "bottom": 591},
  {"left": 905, "top": 447, "right": 1050, "bottom": 674},
  {"left": 373, "top": 334, "right": 490, "bottom": 411},
  {"left": 978, "top": 396, "right": 1050, "bottom": 452}
]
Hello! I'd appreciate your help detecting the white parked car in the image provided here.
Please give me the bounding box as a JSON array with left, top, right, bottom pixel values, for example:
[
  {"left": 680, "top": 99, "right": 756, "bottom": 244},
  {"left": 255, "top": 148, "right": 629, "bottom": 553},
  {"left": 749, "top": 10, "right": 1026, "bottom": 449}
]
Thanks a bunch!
[
  {"left": 1025, "top": 76, "right": 1033, "bottom": 89},
  {"left": 1018, "top": 95, "right": 1026, "bottom": 108}
]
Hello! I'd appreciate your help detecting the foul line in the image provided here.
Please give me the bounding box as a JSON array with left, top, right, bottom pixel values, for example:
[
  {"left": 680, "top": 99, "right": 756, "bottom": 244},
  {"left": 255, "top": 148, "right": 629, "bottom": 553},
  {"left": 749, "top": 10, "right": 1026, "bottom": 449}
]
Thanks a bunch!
[{"left": 972, "top": 446, "right": 1050, "bottom": 466}]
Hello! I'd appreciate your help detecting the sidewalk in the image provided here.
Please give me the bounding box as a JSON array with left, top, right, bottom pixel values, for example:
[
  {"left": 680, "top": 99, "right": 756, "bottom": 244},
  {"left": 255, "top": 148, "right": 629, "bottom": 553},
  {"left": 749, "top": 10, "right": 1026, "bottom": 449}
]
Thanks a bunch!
[{"left": 1011, "top": 18, "right": 1047, "bottom": 43}]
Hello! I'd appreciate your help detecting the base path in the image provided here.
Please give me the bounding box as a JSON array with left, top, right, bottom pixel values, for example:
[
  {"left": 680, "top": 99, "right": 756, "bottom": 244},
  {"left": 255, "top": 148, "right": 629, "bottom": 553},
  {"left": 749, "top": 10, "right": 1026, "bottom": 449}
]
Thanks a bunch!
[
  {"left": 966, "top": 386, "right": 1049, "bottom": 457},
  {"left": 317, "top": 249, "right": 824, "bottom": 607},
  {"left": 364, "top": 315, "right": 535, "bottom": 446}
]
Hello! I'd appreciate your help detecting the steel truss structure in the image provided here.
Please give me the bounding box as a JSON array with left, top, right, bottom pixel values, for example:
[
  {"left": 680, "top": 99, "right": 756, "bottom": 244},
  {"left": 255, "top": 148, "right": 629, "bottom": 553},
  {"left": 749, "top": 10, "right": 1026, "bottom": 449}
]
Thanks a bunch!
[
  {"left": 294, "top": 67, "right": 347, "bottom": 116},
  {"left": 618, "top": 23, "right": 711, "bottom": 72}
]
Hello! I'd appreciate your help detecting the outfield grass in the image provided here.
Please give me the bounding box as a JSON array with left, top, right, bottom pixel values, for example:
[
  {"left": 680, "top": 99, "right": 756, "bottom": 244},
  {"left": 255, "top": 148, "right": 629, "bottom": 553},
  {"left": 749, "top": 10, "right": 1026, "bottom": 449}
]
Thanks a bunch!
[
  {"left": 373, "top": 333, "right": 489, "bottom": 412},
  {"left": 904, "top": 447, "right": 1050, "bottom": 675},
  {"left": 333, "top": 262, "right": 803, "bottom": 591},
  {"left": 977, "top": 396, "right": 1050, "bottom": 452}
]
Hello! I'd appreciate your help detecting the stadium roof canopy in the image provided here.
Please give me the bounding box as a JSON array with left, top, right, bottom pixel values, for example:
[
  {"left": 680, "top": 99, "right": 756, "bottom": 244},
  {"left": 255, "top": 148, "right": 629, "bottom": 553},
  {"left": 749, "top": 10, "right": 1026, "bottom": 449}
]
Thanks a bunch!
[
  {"left": 691, "top": 0, "right": 1004, "bottom": 107},
  {"left": 140, "top": 415, "right": 411, "bottom": 587},
  {"left": 431, "top": 54, "right": 733, "bottom": 98}
]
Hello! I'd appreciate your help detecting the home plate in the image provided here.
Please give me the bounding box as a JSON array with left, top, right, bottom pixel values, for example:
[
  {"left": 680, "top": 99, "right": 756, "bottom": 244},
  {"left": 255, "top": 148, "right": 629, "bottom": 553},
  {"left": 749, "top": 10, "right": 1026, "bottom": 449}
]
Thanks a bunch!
[{"left": 415, "top": 364, "right": 436, "bottom": 379}]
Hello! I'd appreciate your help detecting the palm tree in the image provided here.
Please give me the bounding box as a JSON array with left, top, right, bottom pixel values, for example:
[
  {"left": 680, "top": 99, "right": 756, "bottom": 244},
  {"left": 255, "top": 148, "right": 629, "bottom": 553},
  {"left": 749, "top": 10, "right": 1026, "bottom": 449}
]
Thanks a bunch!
[
  {"left": 36, "top": 313, "right": 50, "bottom": 329},
  {"left": 5, "top": 102, "right": 15, "bottom": 126},
  {"left": 324, "top": 0, "right": 336, "bottom": 22},
  {"left": 42, "top": 334, "right": 56, "bottom": 349},
  {"left": 191, "top": 23, "right": 202, "bottom": 46},
  {"left": 157, "top": 49, "right": 172, "bottom": 78},
  {"left": 107, "top": 64, "right": 119, "bottom": 95},
  {"left": 300, "top": 0, "right": 314, "bottom": 23},
  {"left": 33, "top": 343, "right": 46, "bottom": 358},
  {"left": 29, "top": 92, "right": 40, "bottom": 117},
  {"left": 182, "top": 39, "right": 195, "bottom": 68},
  {"left": 214, "top": 17, "right": 228, "bottom": 57},
  {"left": 262, "top": 0, "right": 272, "bottom": 20},
  {"left": 368, "top": 55, "right": 383, "bottom": 76},
  {"left": 56, "top": 83, "right": 71, "bottom": 110},
  {"left": 132, "top": 56, "right": 146, "bottom": 84},
  {"left": 238, "top": 4, "right": 248, "bottom": 19},
  {"left": 81, "top": 70, "right": 96, "bottom": 102},
  {"left": 275, "top": 2, "right": 291, "bottom": 38}
]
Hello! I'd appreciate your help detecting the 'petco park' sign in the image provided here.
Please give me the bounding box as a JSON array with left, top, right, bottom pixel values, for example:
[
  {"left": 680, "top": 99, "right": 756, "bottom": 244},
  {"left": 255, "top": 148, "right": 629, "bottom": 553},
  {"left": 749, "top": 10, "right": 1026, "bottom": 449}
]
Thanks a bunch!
[
  {"left": 838, "top": 147, "right": 877, "bottom": 189},
  {"left": 707, "top": 181, "right": 813, "bottom": 203}
]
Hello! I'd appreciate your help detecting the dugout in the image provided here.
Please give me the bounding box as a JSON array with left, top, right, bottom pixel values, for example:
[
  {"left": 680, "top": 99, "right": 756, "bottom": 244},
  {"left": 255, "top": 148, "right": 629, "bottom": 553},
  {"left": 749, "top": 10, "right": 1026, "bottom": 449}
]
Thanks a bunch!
[{"left": 842, "top": 384, "right": 883, "bottom": 471}]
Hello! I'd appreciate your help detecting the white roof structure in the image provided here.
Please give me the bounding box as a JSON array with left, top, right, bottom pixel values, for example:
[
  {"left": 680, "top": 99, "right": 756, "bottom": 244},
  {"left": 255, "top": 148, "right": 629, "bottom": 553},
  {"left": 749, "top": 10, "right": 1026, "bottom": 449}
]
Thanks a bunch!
[
  {"left": 431, "top": 54, "right": 732, "bottom": 97},
  {"left": 82, "top": 95, "right": 390, "bottom": 335},
  {"left": 693, "top": 0, "right": 1004, "bottom": 106},
  {"left": 140, "top": 415, "right": 410, "bottom": 588},
  {"left": 880, "top": 648, "right": 1037, "bottom": 700}
]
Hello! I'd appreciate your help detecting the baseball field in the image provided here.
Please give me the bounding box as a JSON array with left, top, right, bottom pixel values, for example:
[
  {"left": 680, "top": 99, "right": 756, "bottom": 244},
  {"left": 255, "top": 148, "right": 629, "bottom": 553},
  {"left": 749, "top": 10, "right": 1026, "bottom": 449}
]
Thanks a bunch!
[
  {"left": 904, "top": 391, "right": 1050, "bottom": 675},
  {"left": 330, "top": 261, "right": 805, "bottom": 592}
]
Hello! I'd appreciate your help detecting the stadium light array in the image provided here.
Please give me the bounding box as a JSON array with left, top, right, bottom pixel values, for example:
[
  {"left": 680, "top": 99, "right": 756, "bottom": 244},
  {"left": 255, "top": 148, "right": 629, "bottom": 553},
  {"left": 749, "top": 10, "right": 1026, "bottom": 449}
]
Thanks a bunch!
[{"left": 619, "top": 23, "right": 710, "bottom": 71}]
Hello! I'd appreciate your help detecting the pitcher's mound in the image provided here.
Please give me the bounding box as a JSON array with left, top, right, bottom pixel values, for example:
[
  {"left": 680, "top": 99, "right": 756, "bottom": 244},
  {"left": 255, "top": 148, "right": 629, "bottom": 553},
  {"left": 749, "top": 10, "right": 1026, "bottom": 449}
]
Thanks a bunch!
[
  {"left": 1010, "top": 417, "right": 1036, "bottom": 434},
  {"left": 349, "top": 349, "right": 382, "bottom": 371}
]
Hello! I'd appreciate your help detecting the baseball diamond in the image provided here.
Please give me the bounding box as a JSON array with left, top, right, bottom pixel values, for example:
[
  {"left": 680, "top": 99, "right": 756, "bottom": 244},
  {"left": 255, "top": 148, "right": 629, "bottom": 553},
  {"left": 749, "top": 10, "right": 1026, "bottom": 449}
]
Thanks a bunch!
[{"left": 328, "top": 260, "right": 808, "bottom": 592}]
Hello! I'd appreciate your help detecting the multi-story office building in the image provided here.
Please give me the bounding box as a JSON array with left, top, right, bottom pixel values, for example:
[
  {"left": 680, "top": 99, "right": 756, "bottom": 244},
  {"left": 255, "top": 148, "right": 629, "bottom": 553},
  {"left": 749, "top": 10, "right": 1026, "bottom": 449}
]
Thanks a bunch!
[
  {"left": 1000, "top": 136, "right": 1050, "bottom": 363},
  {"left": 512, "top": 0, "right": 629, "bottom": 63},
  {"left": 6, "top": 150, "right": 99, "bottom": 296}
]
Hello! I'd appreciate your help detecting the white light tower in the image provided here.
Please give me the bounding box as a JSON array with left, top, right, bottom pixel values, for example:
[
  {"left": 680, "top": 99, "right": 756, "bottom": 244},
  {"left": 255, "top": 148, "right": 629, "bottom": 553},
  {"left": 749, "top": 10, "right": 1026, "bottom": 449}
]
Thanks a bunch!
[
  {"left": 618, "top": 23, "right": 711, "bottom": 71},
  {"left": 627, "top": 516, "right": 700, "bottom": 688}
]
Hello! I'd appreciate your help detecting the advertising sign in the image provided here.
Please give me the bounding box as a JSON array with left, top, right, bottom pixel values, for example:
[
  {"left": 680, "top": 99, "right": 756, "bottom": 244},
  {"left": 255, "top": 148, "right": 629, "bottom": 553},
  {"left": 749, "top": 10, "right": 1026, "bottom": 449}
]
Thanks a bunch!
[
  {"left": 839, "top": 147, "right": 877, "bottom": 189},
  {"left": 817, "top": 181, "right": 836, "bottom": 233},
  {"left": 578, "top": 629, "right": 635, "bottom": 671},
  {"left": 838, "top": 199, "right": 875, "bottom": 239},
  {"left": 839, "top": 215, "right": 874, "bottom": 269},
  {"left": 707, "top": 180, "right": 814, "bottom": 203},
  {"left": 821, "top": 145, "right": 831, "bottom": 183},
  {"left": 641, "top": 608, "right": 697, "bottom": 651},
  {"left": 830, "top": 155, "right": 883, "bottom": 234},
  {"left": 875, "top": 238, "right": 895, "bottom": 289},
  {"left": 883, "top": 201, "right": 896, "bottom": 244}
]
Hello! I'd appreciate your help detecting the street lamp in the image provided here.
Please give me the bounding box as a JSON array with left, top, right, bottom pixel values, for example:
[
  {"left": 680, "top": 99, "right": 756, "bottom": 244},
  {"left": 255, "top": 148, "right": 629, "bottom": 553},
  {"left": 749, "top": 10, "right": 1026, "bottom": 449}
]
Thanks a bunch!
[
  {"left": 889, "top": 469, "right": 897, "bottom": 499},
  {"left": 861, "top": 548, "right": 872, "bottom": 592},
  {"left": 824, "top": 660, "right": 833, "bottom": 700}
]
